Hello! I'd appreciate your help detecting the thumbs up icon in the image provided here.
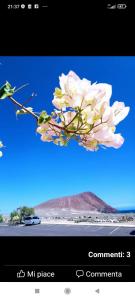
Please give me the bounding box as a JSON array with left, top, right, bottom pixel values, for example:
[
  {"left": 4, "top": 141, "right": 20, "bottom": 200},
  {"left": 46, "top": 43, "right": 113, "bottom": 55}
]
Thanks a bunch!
[{"left": 17, "top": 270, "right": 26, "bottom": 278}]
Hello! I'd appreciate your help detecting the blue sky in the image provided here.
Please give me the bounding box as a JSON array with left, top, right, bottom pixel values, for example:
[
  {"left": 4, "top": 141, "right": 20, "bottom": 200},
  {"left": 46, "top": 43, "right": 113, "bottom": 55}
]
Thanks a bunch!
[{"left": 0, "top": 56, "right": 135, "bottom": 214}]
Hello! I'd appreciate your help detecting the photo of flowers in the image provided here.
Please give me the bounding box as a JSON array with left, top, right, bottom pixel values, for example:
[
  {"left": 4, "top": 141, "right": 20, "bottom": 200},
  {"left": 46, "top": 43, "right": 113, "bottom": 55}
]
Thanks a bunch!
[{"left": 0, "top": 56, "right": 134, "bottom": 236}]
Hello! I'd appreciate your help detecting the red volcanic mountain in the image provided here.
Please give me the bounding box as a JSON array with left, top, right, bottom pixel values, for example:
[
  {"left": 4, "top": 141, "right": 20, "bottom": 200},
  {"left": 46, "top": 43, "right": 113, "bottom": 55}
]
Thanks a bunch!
[{"left": 34, "top": 192, "right": 117, "bottom": 216}]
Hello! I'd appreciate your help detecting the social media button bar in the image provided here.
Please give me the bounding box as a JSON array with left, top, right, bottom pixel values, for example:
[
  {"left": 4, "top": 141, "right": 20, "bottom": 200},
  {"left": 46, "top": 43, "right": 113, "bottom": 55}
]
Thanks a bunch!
[{"left": 0, "top": 265, "right": 133, "bottom": 282}]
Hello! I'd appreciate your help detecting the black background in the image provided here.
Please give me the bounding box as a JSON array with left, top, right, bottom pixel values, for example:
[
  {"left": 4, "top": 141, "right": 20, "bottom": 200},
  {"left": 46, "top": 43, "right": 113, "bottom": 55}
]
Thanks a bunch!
[
  {"left": 0, "top": 0, "right": 135, "bottom": 282},
  {"left": 0, "top": 0, "right": 134, "bottom": 55},
  {"left": 0, "top": 237, "right": 135, "bottom": 281}
]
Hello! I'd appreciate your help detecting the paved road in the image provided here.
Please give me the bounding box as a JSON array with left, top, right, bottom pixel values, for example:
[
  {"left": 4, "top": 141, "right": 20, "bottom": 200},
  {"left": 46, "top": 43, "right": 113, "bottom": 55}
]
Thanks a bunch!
[{"left": 0, "top": 224, "right": 135, "bottom": 236}]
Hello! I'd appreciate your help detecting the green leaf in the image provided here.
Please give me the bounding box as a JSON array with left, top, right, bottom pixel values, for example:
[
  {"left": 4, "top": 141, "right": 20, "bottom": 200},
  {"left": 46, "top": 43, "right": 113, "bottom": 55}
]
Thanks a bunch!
[
  {"left": 54, "top": 88, "right": 63, "bottom": 98},
  {"left": 53, "top": 138, "right": 60, "bottom": 145},
  {"left": 64, "top": 131, "right": 71, "bottom": 138},
  {"left": 0, "top": 81, "right": 15, "bottom": 99},
  {"left": 59, "top": 136, "right": 68, "bottom": 146},
  {"left": 38, "top": 111, "right": 51, "bottom": 125},
  {"left": 16, "top": 107, "right": 33, "bottom": 115}
]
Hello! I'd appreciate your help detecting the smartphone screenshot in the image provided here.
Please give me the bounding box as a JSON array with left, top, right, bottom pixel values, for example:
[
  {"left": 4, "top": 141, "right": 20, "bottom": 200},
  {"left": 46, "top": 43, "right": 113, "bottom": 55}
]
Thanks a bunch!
[{"left": 0, "top": 1, "right": 134, "bottom": 299}]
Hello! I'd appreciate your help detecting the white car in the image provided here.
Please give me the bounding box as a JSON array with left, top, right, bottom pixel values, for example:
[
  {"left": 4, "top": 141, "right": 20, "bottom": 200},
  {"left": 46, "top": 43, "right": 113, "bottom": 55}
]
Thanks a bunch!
[{"left": 24, "top": 216, "right": 41, "bottom": 225}]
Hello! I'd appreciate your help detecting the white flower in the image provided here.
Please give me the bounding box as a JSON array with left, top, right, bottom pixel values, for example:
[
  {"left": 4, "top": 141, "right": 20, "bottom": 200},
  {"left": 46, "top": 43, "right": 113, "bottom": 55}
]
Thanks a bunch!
[
  {"left": 102, "top": 106, "right": 114, "bottom": 124},
  {"left": 61, "top": 111, "right": 76, "bottom": 126},
  {"left": 52, "top": 95, "right": 71, "bottom": 110},
  {"left": 92, "top": 124, "right": 124, "bottom": 149},
  {"left": 39, "top": 71, "right": 130, "bottom": 151},
  {"left": 91, "top": 83, "right": 112, "bottom": 104},
  {"left": 53, "top": 71, "right": 92, "bottom": 109},
  {"left": 111, "top": 101, "right": 130, "bottom": 125},
  {"left": 101, "top": 133, "right": 124, "bottom": 149},
  {"left": 0, "top": 151, "right": 3, "bottom": 157},
  {"left": 54, "top": 71, "right": 112, "bottom": 110},
  {"left": 37, "top": 119, "right": 61, "bottom": 143},
  {"left": 59, "top": 71, "right": 81, "bottom": 95},
  {"left": 82, "top": 106, "right": 96, "bottom": 124}
]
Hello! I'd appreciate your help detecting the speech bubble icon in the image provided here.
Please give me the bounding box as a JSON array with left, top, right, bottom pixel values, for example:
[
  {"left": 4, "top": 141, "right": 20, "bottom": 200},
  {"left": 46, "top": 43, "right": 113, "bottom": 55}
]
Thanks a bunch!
[{"left": 76, "top": 270, "right": 84, "bottom": 278}]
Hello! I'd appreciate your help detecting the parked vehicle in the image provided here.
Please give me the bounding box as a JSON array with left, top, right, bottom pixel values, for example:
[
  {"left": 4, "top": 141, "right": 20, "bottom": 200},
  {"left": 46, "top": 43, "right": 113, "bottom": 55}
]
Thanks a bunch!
[{"left": 23, "top": 216, "right": 41, "bottom": 225}]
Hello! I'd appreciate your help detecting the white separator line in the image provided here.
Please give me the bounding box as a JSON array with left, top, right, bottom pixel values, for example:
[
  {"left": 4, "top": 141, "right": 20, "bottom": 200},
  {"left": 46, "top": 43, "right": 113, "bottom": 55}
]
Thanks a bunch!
[
  {"left": 91, "top": 227, "right": 104, "bottom": 232},
  {"left": 41, "top": 222, "right": 135, "bottom": 227},
  {"left": 109, "top": 227, "right": 120, "bottom": 235}
]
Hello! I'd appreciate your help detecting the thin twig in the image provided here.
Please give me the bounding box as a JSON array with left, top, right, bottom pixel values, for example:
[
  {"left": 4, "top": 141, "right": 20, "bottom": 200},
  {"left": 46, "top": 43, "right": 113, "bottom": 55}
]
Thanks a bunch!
[{"left": 8, "top": 96, "right": 39, "bottom": 121}]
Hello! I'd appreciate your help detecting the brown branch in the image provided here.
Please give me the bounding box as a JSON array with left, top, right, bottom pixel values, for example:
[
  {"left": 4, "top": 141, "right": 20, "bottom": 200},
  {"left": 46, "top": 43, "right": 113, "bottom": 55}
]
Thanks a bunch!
[
  {"left": 48, "top": 122, "right": 76, "bottom": 133},
  {"left": 64, "top": 111, "right": 79, "bottom": 128},
  {"left": 8, "top": 96, "right": 39, "bottom": 121},
  {"left": 8, "top": 95, "right": 102, "bottom": 137}
]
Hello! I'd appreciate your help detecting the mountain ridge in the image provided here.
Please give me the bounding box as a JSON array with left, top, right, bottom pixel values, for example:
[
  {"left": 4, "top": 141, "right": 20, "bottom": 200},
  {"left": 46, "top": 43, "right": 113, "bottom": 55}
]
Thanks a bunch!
[{"left": 34, "top": 192, "right": 117, "bottom": 216}]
